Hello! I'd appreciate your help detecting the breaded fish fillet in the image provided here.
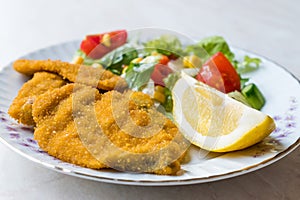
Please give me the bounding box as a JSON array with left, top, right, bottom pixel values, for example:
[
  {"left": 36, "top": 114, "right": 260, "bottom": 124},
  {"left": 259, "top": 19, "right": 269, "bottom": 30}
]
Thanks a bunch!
[
  {"left": 32, "top": 84, "right": 189, "bottom": 175},
  {"left": 32, "top": 84, "right": 106, "bottom": 169},
  {"left": 8, "top": 72, "right": 67, "bottom": 126},
  {"left": 13, "top": 59, "right": 127, "bottom": 91},
  {"left": 90, "top": 90, "right": 190, "bottom": 175}
]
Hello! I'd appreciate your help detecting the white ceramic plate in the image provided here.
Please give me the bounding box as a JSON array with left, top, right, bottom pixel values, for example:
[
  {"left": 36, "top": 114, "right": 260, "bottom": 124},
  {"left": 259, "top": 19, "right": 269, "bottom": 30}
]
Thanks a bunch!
[{"left": 0, "top": 40, "right": 299, "bottom": 186}]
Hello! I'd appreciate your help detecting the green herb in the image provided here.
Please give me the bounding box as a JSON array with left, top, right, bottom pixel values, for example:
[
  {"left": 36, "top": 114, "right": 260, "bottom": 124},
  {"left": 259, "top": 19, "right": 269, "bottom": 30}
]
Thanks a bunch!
[
  {"left": 143, "top": 35, "right": 184, "bottom": 57},
  {"left": 74, "top": 45, "right": 138, "bottom": 75},
  {"left": 185, "top": 36, "right": 235, "bottom": 62},
  {"left": 237, "top": 55, "right": 261, "bottom": 74},
  {"left": 99, "top": 44, "right": 138, "bottom": 75}
]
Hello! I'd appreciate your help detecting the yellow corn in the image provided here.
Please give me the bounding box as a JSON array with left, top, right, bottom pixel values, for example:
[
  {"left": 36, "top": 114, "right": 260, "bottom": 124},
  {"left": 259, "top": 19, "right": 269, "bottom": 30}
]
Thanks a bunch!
[
  {"left": 153, "top": 91, "right": 166, "bottom": 103},
  {"left": 131, "top": 57, "right": 143, "bottom": 64},
  {"left": 153, "top": 86, "right": 166, "bottom": 103},
  {"left": 122, "top": 65, "right": 128, "bottom": 74},
  {"left": 73, "top": 56, "right": 84, "bottom": 64},
  {"left": 101, "top": 33, "right": 111, "bottom": 47},
  {"left": 183, "top": 55, "right": 202, "bottom": 68},
  {"left": 155, "top": 85, "right": 165, "bottom": 93}
]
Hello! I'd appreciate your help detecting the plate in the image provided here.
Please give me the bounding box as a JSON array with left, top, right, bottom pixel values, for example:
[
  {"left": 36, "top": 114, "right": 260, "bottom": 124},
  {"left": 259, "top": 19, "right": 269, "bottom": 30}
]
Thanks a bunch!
[{"left": 0, "top": 40, "right": 299, "bottom": 186}]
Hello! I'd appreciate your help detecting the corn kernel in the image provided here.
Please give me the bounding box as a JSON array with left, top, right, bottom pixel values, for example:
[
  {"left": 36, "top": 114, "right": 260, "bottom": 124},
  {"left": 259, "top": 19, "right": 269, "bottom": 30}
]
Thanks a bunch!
[
  {"left": 183, "top": 55, "right": 202, "bottom": 68},
  {"left": 101, "top": 33, "right": 111, "bottom": 47},
  {"left": 131, "top": 57, "right": 143, "bottom": 64},
  {"left": 73, "top": 56, "right": 84, "bottom": 64},
  {"left": 122, "top": 65, "right": 128, "bottom": 74},
  {"left": 153, "top": 90, "right": 166, "bottom": 103},
  {"left": 155, "top": 85, "right": 165, "bottom": 93}
]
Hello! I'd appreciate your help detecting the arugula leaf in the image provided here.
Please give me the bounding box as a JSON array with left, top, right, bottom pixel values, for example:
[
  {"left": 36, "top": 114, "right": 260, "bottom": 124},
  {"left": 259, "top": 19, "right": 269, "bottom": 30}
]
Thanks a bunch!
[
  {"left": 143, "top": 35, "right": 184, "bottom": 56},
  {"left": 99, "top": 44, "right": 138, "bottom": 75},
  {"left": 237, "top": 55, "right": 261, "bottom": 74},
  {"left": 125, "top": 62, "right": 156, "bottom": 90},
  {"left": 185, "top": 36, "right": 235, "bottom": 62},
  {"left": 75, "top": 45, "right": 138, "bottom": 75}
]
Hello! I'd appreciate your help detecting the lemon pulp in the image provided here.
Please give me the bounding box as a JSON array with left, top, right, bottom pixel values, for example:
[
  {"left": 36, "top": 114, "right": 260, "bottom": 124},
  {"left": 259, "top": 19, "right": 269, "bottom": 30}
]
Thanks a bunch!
[{"left": 172, "top": 73, "right": 276, "bottom": 152}]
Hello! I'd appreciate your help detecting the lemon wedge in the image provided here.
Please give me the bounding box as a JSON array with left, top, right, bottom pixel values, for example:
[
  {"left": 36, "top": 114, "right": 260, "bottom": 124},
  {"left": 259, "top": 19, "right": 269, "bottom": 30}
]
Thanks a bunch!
[{"left": 172, "top": 73, "right": 276, "bottom": 152}]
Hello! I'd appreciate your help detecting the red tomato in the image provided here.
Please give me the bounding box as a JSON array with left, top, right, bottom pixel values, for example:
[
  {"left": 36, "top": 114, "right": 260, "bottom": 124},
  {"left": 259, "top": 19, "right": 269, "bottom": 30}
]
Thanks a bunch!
[
  {"left": 80, "top": 30, "right": 127, "bottom": 59},
  {"left": 86, "top": 35, "right": 101, "bottom": 43},
  {"left": 109, "top": 30, "right": 127, "bottom": 49},
  {"left": 196, "top": 52, "right": 240, "bottom": 93},
  {"left": 151, "top": 64, "right": 173, "bottom": 86},
  {"left": 80, "top": 39, "right": 98, "bottom": 57},
  {"left": 159, "top": 55, "right": 170, "bottom": 65}
]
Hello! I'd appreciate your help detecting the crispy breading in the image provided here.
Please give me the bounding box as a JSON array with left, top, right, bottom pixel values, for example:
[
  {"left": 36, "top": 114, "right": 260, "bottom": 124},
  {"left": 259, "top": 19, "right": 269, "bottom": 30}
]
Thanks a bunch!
[
  {"left": 90, "top": 90, "right": 190, "bottom": 175},
  {"left": 8, "top": 72, "right": 67, "bottom": 126},
  {"left": 32, "top": 84, "right": 189, "bottom": 175},
  {"left": 32, "top": 84, "right": 106, "bottom": 169},
  {"left": 13, "top": 59, "right": 127, "bottom": 91}
]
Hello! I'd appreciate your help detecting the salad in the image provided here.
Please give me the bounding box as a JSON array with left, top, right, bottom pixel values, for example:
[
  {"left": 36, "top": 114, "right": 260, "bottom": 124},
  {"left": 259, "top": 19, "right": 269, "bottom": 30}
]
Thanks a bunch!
[{"left": 73, "top": 29, "right": 266, "bottom": 116}]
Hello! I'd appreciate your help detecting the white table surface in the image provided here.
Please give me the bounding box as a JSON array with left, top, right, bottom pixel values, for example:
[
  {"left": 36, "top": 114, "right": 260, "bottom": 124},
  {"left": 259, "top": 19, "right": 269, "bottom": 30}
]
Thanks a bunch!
[{"left": 0, "top": 0, "right": 299, "bottom": 199}]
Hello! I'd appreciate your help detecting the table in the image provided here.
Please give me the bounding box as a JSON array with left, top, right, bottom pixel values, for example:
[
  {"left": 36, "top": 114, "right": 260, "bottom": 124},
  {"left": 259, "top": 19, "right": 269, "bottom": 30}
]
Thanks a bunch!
[{"left": 0, "top": 0, "right": 299, "bottom": 199}]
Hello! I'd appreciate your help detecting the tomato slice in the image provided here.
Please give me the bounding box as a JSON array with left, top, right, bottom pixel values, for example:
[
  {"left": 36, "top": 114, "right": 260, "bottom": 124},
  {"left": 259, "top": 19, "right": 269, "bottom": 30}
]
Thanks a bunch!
[
  {"left": 196, "top": 52, "right": 240, "bottom": 93},
  {"left": 86, "top": 35, "right": 101, "bottom": 43},
  {"left": 151, "top": 64, "right": 173, "bottom": 86},
  {"left": 80, "top": 30, "right": 127, "bottom": 59},
  {"left": 80, "top": 39, "right": 98, "bottom": 57},
  {"left": 159, "top": 55, "right": 170, "bottom": 65},
  {"left": 109, "top": 30, "right": 127, "bottom": 49}
]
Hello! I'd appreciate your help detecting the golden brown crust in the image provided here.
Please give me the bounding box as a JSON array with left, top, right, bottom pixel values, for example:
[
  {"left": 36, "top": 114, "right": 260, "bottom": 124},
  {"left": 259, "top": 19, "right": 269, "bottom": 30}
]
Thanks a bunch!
[
  {"left": 9, "top": 58, "right": 189, "bottom": 175},
  {"left": 91, "top": 90, "right": 189, "bottom": 174},
  {"left": 32, "top": 84, "right": 189, "bottom": 174},
  {"left": 8, "top": 72, "right": 67, "bottom": 126},
  {"left": 13, "top": 59, "right": 128, "bottom": 91},
  {"left": 32, "top": 84, "right": 106, "bottom": 169}
]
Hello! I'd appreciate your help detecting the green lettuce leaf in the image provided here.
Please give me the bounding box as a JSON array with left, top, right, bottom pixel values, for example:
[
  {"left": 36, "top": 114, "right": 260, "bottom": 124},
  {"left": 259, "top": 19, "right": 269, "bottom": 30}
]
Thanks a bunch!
[
  {"left": 99, "top": 44, "right": 138, "bottom": 75},
  {"left": 143, "top": 35, "right": 184, "bottom": 56},
  {"left": 74, "top": 44, "right": 138, "bottom": 75},
  {"left": 163, "top": 72, "right": 180, "bottom": 91},
  {"left": 237, "top": 55, "right": 261, "bottom": 74},
  {"left": 185, "top": 36, "right": 235, "bottom": 62},
  {"left": 124, "top": 62, "right": 155, "bottom": 90}
]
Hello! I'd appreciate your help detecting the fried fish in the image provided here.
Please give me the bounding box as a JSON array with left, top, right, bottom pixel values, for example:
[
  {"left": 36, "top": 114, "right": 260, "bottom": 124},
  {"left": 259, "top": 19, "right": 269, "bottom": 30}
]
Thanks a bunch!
[
  {"left": 13, "top": 59, "right": 127, "bottom": 91},
  {"left": 8, "top": 72, "right": 67, "bottom": 126},
  {"left": 32, "top": 84, "right": 189, "bottom": 175}
]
